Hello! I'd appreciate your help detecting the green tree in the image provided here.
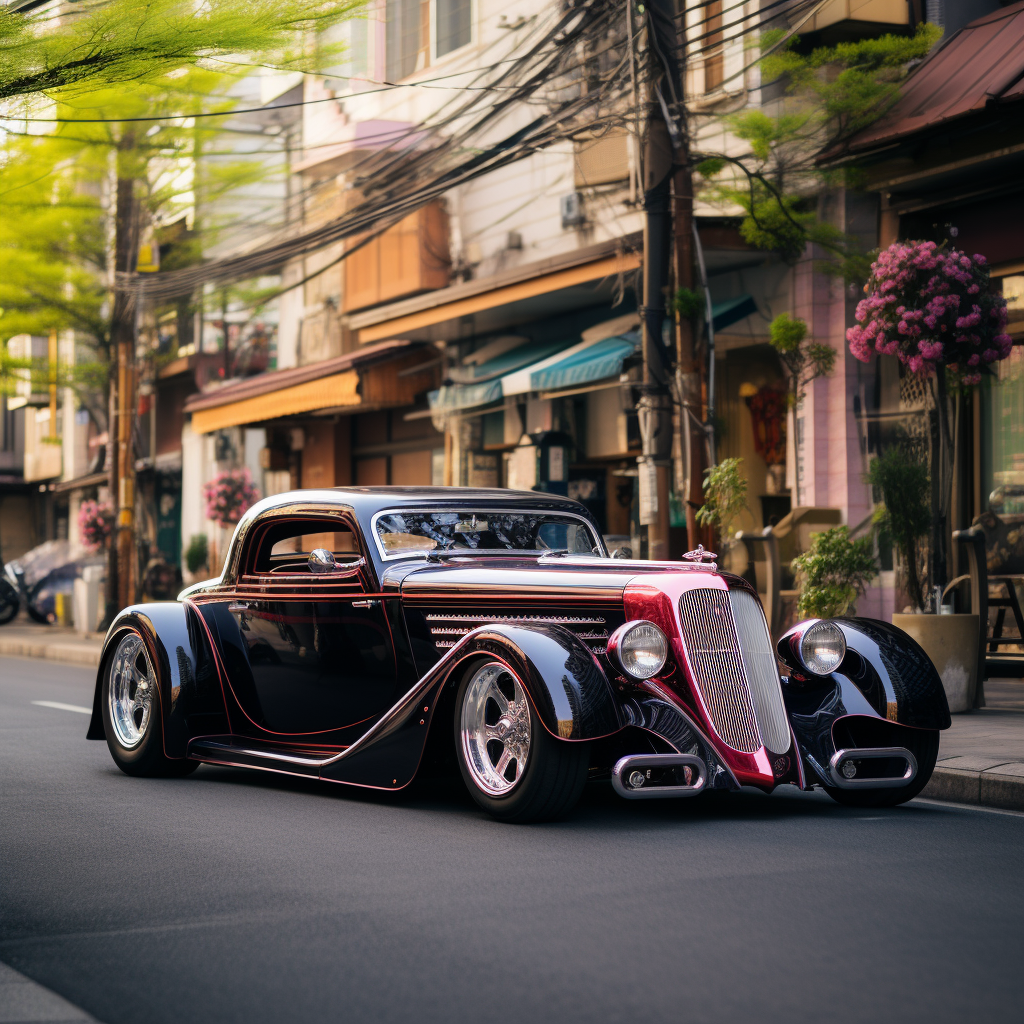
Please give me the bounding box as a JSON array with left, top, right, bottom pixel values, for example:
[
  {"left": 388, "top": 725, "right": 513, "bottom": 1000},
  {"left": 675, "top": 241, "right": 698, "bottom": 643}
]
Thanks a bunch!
[
  {"left": 0, "top": 1, "right": 362, "bottom": 614},
  {"left": 768, "top": 312, "right": 835, "bottom": 406},
  {"left": 792, "top": 525, "right": 878, "bottom": 618},
  {"left": 697, "top": 23, "right": 942, "bottom": 277}
]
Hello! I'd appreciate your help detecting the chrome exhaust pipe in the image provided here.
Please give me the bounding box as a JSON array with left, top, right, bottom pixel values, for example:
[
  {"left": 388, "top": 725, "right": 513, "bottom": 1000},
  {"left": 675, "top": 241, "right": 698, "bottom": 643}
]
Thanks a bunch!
[
  {"left": 828, "top": 747, "right": 917, "bottom": 789},
  {"left": 612, "top": 754, "right": 707, "bottom": 800}
]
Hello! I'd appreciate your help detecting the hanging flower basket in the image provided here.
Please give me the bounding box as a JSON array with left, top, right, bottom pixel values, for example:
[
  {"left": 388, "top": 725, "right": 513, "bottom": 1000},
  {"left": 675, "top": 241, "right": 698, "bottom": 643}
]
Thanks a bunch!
[
  {"left": 846, "top": 240, "right": 1011, "bottom": 385},
  {"left": 203, "top": 468, "right": 260, "bottom": 527},
  {"left": 78, "top": 500, "right": 114, "bottom": 551}
]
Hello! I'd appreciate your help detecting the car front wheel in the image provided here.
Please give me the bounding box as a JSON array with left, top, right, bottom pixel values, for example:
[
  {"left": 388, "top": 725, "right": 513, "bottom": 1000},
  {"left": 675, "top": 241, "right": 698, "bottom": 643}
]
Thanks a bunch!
[
  {"left": 454, "top": 660, "right": 588, "bottom": 822},
  {"left": 102, "top": 629, "right": 198, "bottom": 778}
]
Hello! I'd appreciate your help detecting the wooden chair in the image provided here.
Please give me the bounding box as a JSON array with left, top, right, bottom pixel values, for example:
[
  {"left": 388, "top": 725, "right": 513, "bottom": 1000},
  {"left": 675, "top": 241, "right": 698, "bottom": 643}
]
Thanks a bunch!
[{"left": 945, "top": 527, "right": 1024, "bottom": 706}]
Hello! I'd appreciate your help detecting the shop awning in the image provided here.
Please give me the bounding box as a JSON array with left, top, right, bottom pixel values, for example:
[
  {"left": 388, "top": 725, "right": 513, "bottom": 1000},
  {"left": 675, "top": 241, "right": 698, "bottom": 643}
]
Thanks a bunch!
[
  {"left": 184, "top": 340, "right": 435, "bottom": 433},
  {"left": 712, "top": 294, "right": 758, "bottom": 331},
  {"left": 428, "top": 338, "right": 569, "bottom": 413},
  {"left": 530, "top": 331, "right": 640, "bottom": 392},
  {"left": 429, "top": 324, "right": 646, "bottom": 413}
]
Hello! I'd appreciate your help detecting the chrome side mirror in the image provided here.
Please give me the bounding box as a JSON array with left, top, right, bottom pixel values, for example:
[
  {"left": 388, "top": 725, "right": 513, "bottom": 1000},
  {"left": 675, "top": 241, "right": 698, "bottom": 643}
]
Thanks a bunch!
[
  {"left": 308, "top": 548, "right": 336, "bottom": 574},
  {"left": 611, "top": 546, "right": 632, "bottom": 559}
]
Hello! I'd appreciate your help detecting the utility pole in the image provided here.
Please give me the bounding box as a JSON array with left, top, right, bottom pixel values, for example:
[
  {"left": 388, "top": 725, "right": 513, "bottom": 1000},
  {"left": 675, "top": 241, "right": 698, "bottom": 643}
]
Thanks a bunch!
[
  {"left": 106, "top": 134, "right": 139, "bottom": 620},
  {"left": 638, "top": 0, "right": 685, "bottom": 560},
  {"left": 669, "top": 6, "right": 703, "bottom": 548}
]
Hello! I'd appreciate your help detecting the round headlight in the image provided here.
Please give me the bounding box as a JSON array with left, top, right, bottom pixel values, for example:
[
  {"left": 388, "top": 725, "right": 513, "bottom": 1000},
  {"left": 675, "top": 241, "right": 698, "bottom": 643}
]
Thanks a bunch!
[
  {"left": 609, "top": 620, "right": 669, "bottom": 679},
  {"left": 798, "top": 620, "right": 846, "bottom": 676}
]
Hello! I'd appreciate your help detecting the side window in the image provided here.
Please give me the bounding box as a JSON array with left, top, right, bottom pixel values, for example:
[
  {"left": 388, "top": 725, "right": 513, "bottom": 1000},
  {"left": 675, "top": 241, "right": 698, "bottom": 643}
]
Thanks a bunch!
[{"left": 251, "top": 520, "right": 361, "bottom": 574}]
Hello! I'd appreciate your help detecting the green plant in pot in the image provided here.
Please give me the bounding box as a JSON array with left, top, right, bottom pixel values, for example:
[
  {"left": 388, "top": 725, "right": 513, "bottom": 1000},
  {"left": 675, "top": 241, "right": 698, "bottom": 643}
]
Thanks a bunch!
[
  {"left": 867, "top": 445, "right": 930, "bottom": 612},
  {"left": 792, "top": 526, "right": 877, "bottom": 618},
  {"left": 868, "top": 443, "right": 979, "bottom": 711},
  {"left": 696, "top": 457, "right": 748, "bottom": 550}
]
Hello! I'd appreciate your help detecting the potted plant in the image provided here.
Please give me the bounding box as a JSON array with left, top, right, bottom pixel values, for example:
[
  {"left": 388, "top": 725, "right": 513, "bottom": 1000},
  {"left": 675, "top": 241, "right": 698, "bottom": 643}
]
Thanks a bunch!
[
  {"left": 791, "top": 525, "right": 877, "bottom": 618},
  {"left": 847, "top": 241, "right": 1010, "bottom": 708},
  {"left": 696, "top": 457, "right": 748, "bottom": 569},
  {"left": 869, "top": 443, "right": 979, "bottom": 711},
  {"left": 203, "top": 468, "right": 260, "bottom": 574},
  {"left": 77, "top": 500, "right": 114, "bottom": 552}
]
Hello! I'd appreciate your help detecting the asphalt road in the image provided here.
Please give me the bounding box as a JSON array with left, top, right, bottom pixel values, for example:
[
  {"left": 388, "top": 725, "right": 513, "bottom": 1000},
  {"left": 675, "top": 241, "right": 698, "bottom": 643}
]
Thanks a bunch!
[{"left": 2, "top": 656, "right": 1022, "bottom": 1024}]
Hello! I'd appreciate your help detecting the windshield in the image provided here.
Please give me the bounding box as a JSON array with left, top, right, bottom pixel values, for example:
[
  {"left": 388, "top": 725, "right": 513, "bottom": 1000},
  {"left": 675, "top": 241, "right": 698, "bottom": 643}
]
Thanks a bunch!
[{"left": 374, "top": 510, "right": 604, "bottom": 559}]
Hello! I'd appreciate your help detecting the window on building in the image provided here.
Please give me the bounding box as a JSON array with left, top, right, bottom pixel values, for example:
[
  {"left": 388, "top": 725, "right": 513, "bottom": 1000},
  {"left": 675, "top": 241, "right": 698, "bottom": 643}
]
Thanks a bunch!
[
  {"left": 703, "top": 0, "right": 723, "bottom": 92},
  {"left": 386, "top": 0, "right": 471, "bottom": 80},
  {"left": 386, "top": 0, "right": 427, "bottom": 81},
  {"left": 436, "top": 0, "right": 471, "bottom": 57}
]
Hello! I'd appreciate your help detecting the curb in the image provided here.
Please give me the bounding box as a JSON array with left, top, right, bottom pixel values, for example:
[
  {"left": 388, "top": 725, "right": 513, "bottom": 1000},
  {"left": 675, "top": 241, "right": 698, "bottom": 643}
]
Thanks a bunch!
[
  {"left": 921, "top": 756, "right": 1024, "bottom": 812},
  {"left": 0, "top": 638, "right": 102, "bottom": 669}
]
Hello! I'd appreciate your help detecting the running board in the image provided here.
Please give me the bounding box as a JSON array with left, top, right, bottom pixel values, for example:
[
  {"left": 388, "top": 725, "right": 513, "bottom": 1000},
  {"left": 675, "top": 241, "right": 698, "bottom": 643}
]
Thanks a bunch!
[
  {"left": 828, "top": 747, "right": 917, "bottom": 789},
  {"left": 611, "top": 754, "right": 707, "bottom": 799},
  {"left": 188, "top": 737, "right": 334, "bottom": 778}
]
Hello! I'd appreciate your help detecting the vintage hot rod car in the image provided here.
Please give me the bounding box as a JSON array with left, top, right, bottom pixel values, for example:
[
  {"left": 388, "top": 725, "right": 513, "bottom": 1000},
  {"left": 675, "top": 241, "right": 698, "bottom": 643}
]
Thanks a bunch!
[{"left": 87, "top": 487, "right": 950, "bottom": 821}]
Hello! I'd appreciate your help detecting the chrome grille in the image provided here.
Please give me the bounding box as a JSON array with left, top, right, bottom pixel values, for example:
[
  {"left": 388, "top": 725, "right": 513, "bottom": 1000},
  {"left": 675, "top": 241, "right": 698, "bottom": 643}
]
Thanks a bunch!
[
  {"left": 425, "top": 613, "right": 609, "bottom": 655},
  {"left": 729, "top": 589, "right": 791, "bottom": 754},
  {"left": 677, "top": 588, "right": 761, "bottom": 753}
]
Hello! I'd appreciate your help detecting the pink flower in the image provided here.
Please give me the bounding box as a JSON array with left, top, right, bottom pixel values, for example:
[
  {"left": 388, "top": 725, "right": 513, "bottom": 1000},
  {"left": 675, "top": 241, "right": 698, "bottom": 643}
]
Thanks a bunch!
[{"left": 968, "top": 354, "right": 980, "bottom": 366}]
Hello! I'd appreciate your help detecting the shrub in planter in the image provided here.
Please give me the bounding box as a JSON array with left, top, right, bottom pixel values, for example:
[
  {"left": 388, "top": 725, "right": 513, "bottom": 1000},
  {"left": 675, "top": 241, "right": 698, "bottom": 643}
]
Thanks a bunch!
[
  {"left": 203, "top": 468, "right": 260, "bottom": 527},
  {"left": 792, "top": 525, "right": 878, "bottom": 618},
  {"left": 696, "top": 457, "right": 748, "bottom": 545},
  {"left": 78, "top": 500, "right": 114, "bottom": 551},
  {"left": 185, "top": 534, "right": 209, "bottom": 575},
  {"left": 868, "top": 445, "right": 931, "bottom": 611}
]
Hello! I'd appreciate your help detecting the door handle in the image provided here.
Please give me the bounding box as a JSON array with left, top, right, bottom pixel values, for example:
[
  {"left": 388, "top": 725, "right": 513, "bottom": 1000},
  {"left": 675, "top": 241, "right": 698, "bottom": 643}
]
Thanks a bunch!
[{"left": 351, "top": 599, "right": 380, "bottom": 608}]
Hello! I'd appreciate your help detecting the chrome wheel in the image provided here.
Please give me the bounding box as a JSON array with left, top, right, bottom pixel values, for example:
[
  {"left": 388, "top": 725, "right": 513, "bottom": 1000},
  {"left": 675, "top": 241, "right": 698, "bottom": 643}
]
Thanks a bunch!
[
  {"left": 460, "top": 662, "right": 532, "bottom": 796},
  {"left": 108, "top": 632, "right": 154, "bottom": 750}
]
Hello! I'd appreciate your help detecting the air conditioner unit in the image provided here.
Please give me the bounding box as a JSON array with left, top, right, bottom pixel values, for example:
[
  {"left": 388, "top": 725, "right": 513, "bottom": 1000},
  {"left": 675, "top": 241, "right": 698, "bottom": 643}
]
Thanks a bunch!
[{"left": 560, "top": 192, "right": 585, "bottom": 229}]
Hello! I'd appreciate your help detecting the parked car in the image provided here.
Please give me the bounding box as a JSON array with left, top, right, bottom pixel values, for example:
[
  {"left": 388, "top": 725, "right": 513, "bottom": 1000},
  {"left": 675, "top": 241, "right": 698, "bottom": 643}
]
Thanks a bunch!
[{"left": 87, "top": 487, "right": 950, "bottom": 821}]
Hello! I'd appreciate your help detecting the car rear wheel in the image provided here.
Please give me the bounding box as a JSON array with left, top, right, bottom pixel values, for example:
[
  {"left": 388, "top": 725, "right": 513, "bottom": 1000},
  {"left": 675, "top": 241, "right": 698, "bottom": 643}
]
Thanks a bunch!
[
  {"left": 102, "top": 630, "right": 199, "bottom": 778},
  {"left": 823, "top": 728, "right": 939, "bottom": 808},
  {"left": 454, "top": 660, "right": 588, "bottom": 822}
]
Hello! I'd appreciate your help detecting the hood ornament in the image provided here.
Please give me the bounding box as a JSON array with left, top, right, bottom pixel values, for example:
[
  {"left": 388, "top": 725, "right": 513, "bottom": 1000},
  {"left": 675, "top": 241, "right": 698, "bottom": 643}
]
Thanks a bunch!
[{"left": 682, "top": 544, "right": 717, "bottom": 568}]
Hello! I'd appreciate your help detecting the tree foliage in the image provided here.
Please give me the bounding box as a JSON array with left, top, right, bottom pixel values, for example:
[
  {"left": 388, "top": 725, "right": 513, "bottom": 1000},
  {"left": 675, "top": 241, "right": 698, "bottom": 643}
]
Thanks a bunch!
[
  {"left": 769, "top": 312, "right": 835, "bottom": 406},
  {"left": 793, "top": 525, "right": 878, "bottom": 618},
  {"left": 698, "top": 23, "right": 942, "bottom": 277},
  {"left": 0, "top": 0, "right": 355, "bottom": 102}
]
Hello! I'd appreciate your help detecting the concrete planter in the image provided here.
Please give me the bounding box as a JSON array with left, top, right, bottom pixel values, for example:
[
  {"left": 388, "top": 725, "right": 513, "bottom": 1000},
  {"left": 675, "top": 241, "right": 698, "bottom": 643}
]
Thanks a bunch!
[{"left": 891, "top": 613, "right": 979, "bottom": 713}]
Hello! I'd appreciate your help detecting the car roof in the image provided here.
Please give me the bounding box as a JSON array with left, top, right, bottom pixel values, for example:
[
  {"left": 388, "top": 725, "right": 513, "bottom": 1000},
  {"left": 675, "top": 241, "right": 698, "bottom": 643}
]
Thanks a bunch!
[
  {"left": 213, "top": 487, "right": 601, "bottom": 587},
  {"left": 263, "top": 486, "right": 590, "bottom": 519}
]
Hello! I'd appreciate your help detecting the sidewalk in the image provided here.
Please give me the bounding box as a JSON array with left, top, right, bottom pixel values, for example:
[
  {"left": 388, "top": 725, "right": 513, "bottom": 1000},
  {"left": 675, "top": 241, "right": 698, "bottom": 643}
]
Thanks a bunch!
[
  {"left": 0, "top": 619, "right": 104, "bottom": 667},
  {"left": 2, "top": 619, "right": 1021, "bottom": 810},
  {"left": 924, "top": 678, "right": 1024, "bottom": 811}
]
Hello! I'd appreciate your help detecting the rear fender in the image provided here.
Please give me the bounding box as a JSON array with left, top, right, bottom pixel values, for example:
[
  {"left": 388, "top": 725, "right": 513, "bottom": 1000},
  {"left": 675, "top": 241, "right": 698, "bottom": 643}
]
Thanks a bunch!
[{"left": 87, "top": 603, "right": 220, "bottom": 757}]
